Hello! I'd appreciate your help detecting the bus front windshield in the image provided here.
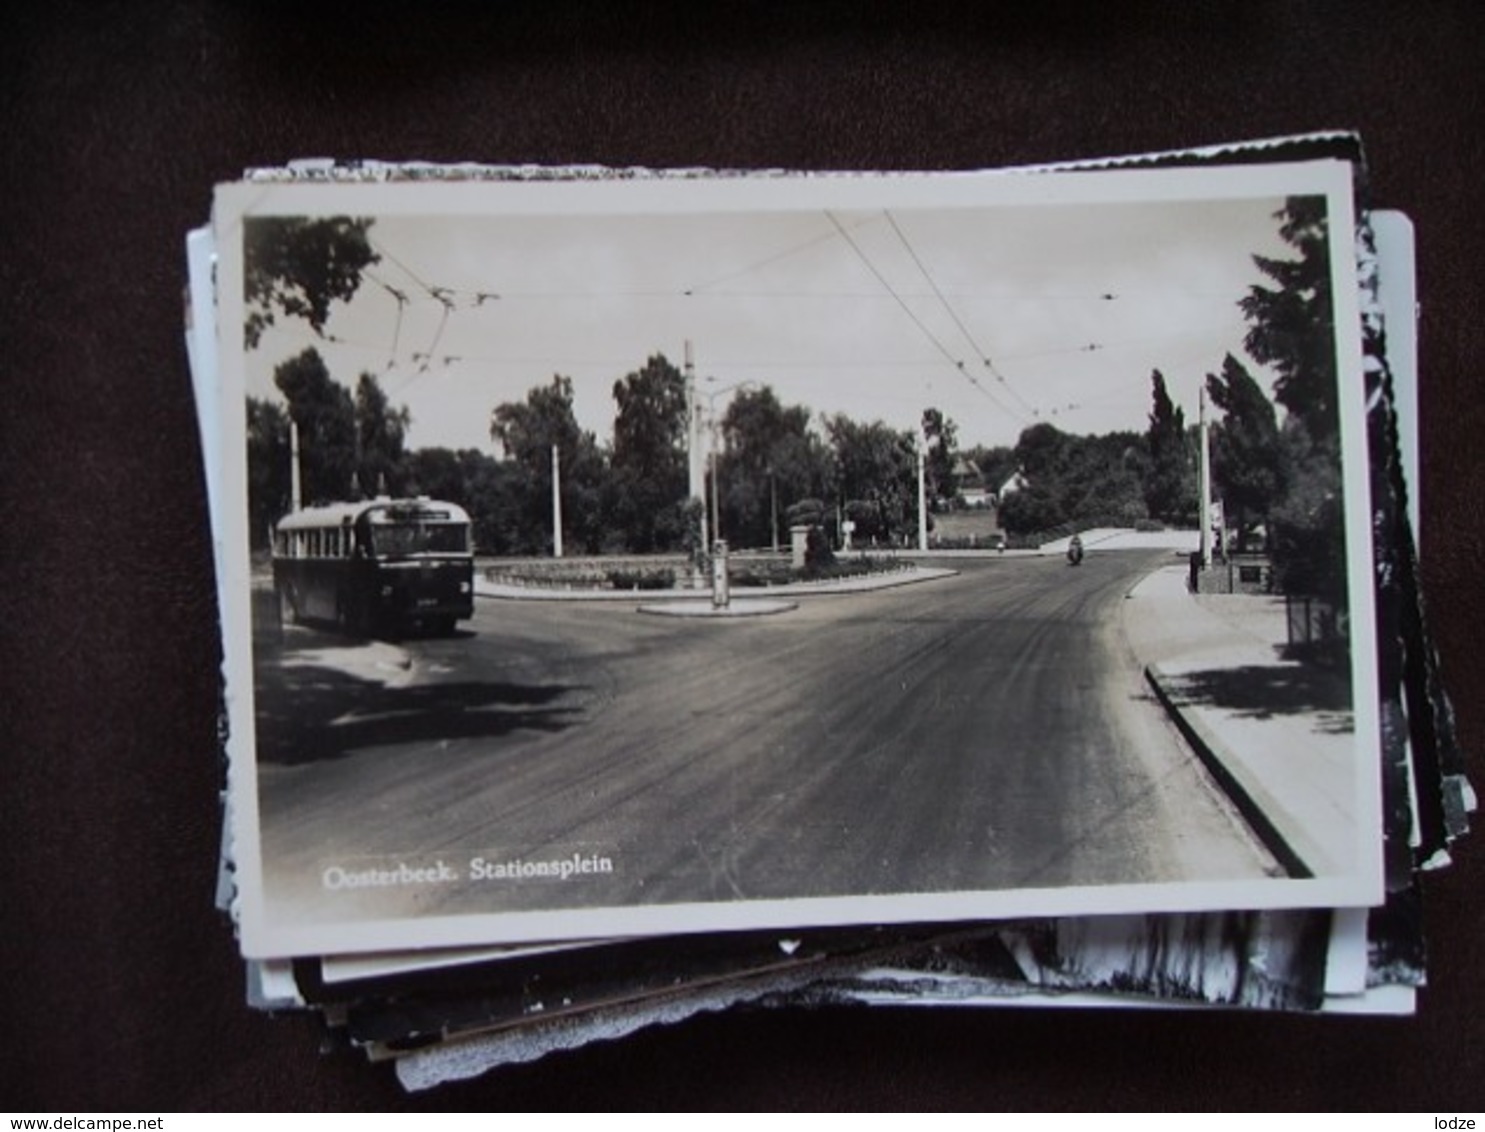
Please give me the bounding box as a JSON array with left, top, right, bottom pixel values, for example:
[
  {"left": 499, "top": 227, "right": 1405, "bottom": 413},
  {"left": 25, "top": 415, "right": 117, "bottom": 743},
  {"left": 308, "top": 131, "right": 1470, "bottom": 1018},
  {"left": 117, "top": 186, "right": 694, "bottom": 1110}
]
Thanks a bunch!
[{"left": 370, "top": 522, "right": 470, "bottom": 557}]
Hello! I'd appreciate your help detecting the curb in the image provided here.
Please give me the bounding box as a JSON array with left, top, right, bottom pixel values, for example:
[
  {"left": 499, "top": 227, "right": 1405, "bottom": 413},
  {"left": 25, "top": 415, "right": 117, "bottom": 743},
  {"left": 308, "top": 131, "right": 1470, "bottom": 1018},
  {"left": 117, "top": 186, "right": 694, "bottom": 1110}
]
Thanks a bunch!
[
  {"left": 476, "top": 565, "right": 957, "bottom": 602},
  {"left": 637, "top": 598, "right": 799, "bottom": 619},
  {"left": 1144, "top": 664, "right": 1314, "bottom": 880}
]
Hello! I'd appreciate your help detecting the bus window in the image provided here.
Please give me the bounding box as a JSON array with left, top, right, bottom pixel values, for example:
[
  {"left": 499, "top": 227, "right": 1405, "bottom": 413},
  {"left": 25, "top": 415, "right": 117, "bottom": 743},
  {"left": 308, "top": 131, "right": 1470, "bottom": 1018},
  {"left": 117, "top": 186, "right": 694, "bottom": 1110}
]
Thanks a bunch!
[{"left": 370, "top": 523, "right": 470, "bottom": 557}]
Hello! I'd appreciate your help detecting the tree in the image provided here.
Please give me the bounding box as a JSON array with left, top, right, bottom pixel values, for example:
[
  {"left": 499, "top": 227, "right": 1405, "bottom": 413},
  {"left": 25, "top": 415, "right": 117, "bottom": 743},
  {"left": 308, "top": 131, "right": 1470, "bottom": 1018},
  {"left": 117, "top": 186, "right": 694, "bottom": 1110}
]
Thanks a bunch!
[
  {"left": 998, "top": 482, "right": 1064, "bottom": 535},
  {"left": 1013, "top": 422, "right": 1070, "bottom": 481},
  {"left": 998, "top": 422, "right": 1149, "bottom": 535},
  {"left": 1144, "top": 370, "right": 1194, "bottom": 525},
  {"left": 456, "top": 449, "right": 526, "bottom": 555},
  {"left": 490, "top": 375, "right": 607, "bottom": 554},
  {"left": 1269, "top": 417, "right": 1345, "bottom": 609},
  {"left": 825, "top": 415, "right": 916, "bottom": 545},
  {"left": 272, "top": 347, "right": 356, "bottom": 505},
  {"left": 719, "top": 386, "right": 831, "bottom": 550},
  {"left": 610, "top": 354, "right": 689, "bottom": 552},
  {"left": 403, "top": 446, "right": 465, "bottom": 504},
  {"left": 245, "top": 397, "right": 290, "bottom": 549},
  {"left": 1206, "top": 353, "right": 1283, "bottom": 548},
  {"left": 1062, "top": 430, "right": 1149, "bottom": 527},
  {"left": 403, "top": 446, "right": 526, "bottom": 553},
  {"left": 920, "top": 407, "right": 958, "bottom": 509},
  {"left": 1236, "top": 197, "right": 1347, "bottom": 612},
  {"left": 354, "top": 372, "right": 411, "bottom": 498},
  {"left": 1239, "top": 196, "right": 1337, "bottom": 444},
  {"left": 243, "top": 216, "right": 379, "bottom": 349}
]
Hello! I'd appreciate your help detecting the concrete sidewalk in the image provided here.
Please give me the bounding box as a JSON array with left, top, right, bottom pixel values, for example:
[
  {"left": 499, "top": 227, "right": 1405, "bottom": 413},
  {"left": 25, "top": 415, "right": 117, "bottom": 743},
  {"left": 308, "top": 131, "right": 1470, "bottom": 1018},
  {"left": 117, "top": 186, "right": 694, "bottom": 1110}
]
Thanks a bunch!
[{"left": 1124, "top": 565, "right": 1359, "bottom": 879}]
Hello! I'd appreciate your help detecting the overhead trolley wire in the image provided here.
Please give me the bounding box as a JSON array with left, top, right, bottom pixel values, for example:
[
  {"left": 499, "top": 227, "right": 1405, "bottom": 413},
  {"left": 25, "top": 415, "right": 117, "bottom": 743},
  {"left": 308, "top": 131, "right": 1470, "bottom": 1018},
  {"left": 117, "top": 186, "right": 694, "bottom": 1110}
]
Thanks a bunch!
[
  {"left": 369, "top": 238, "right": 444, "bottom": 303},
  {"left": 883, "top": 211, "right": 1040, "bottom": 419},
  {"left": 826, "top": 211, "right": 1028, "bottom": 425},
  {"left": 681, "top": 216, "right": 875, "bottom": 295},
  {"left": 369, "top": 238, "right": 460, "bottom": 380}
]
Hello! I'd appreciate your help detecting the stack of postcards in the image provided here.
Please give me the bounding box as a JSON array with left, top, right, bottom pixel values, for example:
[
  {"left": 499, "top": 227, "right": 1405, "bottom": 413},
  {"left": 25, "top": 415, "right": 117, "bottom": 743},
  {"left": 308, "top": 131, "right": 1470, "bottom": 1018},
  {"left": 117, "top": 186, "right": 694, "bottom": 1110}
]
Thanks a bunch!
[{"left": 187, "top": 133, "right": 1472, "bottom": 1090}]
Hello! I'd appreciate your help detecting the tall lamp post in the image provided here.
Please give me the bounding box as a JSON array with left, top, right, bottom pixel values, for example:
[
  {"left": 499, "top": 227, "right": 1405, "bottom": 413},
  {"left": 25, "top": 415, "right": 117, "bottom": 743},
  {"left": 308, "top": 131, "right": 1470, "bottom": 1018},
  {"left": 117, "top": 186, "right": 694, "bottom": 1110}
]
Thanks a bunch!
[
  {"left": 684, "top": 341, "right": 707, "bottom": 559},
  {"left": 700, "top": 377, "right": 761, "bottom": 546}
]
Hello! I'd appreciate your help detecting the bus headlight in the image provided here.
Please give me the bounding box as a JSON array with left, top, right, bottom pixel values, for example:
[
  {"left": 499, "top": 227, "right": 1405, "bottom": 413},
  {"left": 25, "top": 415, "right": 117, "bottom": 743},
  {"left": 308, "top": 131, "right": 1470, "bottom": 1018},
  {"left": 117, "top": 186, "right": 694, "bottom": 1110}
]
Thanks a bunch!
[
  {"left": 380, "top": 585, "right": 394, "bottom": 597},
  {"left": 459, "top": 581, "right": 471, "bottom": 594}
]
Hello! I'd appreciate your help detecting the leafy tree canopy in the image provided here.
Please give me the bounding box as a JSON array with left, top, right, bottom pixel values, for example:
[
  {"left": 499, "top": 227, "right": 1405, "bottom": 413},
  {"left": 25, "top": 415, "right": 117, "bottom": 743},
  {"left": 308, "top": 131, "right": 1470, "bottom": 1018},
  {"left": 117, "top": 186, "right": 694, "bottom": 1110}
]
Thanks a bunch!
[
  {"left": 921, "top": 407, "right": 958, "bottom": 509},
  {"left": 246, "top": 397, "right": 290, "bottom": 549},
  {"left": 1206, "top": 352, "right": 1283, "bottom": 542},
  {"left": 491, "top": 375, "right": 593, "bottom": 469},
  {"left": 719, "top": 386, "right": 830, "bottom": 549},
  {"left": 1239, "top": 196, "right": 1337, "bottom": 442},
  {"left": 489, "top": 375, "right": 608, "bottom": 554},
  {"left": 610, "top": 355, "right": 689, "bottom": 552},
  {"left": 1269, "top": 417, "right": 1345, "bottom": 606},
  {"left": 999, "top": 422, "right": 1149, "bottom": 536},
  {"left": 1013, "top": 421, "right": 1070, "bottom": 480},
  {"left": 273, "top": 347, "right": 356, "bottom": 505},
  {"left": 354, "top": 372, "right": 411, "bottom": 498},
  {"left": 612, "top": 354, "right": 688, "bottom": 479},
  {"left": 244, "top": 217, "right": 379, "bottom": 350},
  {"left": 825, "top": 414, "right": 916, "bottom": 543},
  {"left": 1144, "top": 369, "right": 1194, "bottom": 524}
]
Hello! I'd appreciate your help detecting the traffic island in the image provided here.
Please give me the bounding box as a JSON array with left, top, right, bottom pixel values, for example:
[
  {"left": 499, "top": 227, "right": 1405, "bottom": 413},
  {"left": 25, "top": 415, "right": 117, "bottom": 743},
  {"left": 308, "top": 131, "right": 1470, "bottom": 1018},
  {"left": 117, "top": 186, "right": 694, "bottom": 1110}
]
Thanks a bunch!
[{"left": 637, "top": 597, "right": 798, "bottom": 619}]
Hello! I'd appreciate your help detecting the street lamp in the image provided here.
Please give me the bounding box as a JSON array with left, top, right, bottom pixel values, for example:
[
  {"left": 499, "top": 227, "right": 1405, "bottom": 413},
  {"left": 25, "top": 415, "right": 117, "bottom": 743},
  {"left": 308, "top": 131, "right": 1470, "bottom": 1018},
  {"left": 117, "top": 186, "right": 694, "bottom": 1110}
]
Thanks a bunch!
[{"left": 700, "top": 378, "right": 760, "bottom": 546}]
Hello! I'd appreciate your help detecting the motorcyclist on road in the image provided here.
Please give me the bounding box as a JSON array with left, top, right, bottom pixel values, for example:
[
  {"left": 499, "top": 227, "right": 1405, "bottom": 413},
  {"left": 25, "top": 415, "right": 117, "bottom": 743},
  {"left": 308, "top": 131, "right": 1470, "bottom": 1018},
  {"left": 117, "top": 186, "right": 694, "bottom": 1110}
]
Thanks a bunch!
[{"left": 1067, "top": 534, "right": 1084, "bottom": 565}]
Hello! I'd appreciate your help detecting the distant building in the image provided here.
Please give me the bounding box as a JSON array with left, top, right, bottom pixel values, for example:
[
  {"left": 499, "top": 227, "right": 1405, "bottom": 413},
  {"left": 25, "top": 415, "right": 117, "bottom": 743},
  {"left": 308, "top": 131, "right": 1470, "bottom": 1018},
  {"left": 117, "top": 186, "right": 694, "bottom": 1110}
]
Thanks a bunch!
[
  {"left": 950, "top": 457, "right": 992, "bottom": 508},
  {"left": 996, "top": 469, "right": 1029, "bottom": 500}
]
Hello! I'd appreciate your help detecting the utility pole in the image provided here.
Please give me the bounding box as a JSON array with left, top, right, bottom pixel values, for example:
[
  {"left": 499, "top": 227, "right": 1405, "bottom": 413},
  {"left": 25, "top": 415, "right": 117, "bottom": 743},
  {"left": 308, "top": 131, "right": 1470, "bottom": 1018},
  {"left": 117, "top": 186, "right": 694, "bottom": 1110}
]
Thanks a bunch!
[
  {"left": 685, "top": 340, "right": 708, "bottom": 555},
  {"left": 710, "top": 422, "right": 722, "bottom": 545},
  {"left": 551, "top": 443, "right": 564, "bottom": 558},
  {"left": 916, "top": 425, "right": 929, "bottom": 552},
  {"left": 289, "top": 418, "right": 302, "bottom": 512},
  {"left": 1198, "top": 383, "right": 1211, "bottom": 570}
]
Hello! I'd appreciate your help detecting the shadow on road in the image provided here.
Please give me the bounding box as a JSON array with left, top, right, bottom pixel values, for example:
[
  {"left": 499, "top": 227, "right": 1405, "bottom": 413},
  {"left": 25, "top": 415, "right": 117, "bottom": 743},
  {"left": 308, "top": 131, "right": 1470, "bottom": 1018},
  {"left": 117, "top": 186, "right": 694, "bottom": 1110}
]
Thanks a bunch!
[
  {"left": 1169, "top": 662, "right": 1352, "bottom": 730},
  {"left": 254, "top": 660, "right": 583, "bottom": 766}
]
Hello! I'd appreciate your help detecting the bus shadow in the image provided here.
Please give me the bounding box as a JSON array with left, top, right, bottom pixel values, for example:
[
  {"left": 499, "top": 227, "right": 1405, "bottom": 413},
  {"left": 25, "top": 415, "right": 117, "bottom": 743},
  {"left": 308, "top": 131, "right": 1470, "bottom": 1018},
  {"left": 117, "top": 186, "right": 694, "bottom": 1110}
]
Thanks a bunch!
[
  {"left": 266, "top": 622, "right": 479, "bottom": 647},
  {"left": 253, "top": 662, "right": 584, "bottom": 765}
]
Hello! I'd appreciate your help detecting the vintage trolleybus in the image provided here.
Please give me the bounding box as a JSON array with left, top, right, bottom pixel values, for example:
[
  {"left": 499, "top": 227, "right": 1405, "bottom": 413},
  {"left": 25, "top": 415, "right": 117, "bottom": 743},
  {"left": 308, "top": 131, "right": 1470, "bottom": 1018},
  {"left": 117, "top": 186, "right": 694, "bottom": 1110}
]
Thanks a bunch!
[{"left": 272, "top": 498, "right": 475, "bottom": 636}]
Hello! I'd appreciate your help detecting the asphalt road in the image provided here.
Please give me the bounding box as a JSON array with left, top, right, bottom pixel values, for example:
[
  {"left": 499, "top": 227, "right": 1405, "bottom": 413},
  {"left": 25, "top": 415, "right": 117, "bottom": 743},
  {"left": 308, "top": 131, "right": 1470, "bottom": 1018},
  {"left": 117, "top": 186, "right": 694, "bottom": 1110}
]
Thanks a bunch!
[{"left": 252, "top": 551, "right": 1278, "bottom": 938}]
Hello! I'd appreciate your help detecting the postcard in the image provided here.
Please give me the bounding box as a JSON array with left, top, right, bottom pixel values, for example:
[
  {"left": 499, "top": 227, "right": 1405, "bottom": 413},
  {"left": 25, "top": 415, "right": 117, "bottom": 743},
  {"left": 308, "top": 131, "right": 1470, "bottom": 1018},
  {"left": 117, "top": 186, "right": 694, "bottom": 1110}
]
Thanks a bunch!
[{"left": 213, "top": 161, "right": 1380, "bottom": 958}]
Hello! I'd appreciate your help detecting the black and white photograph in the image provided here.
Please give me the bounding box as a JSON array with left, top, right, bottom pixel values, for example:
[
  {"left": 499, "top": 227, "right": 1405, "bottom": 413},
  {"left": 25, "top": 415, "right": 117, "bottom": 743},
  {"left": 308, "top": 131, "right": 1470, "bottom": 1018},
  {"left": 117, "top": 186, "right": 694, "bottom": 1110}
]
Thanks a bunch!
[{"left": 215, "top": 162, "right": 1379, "bottom": 958}]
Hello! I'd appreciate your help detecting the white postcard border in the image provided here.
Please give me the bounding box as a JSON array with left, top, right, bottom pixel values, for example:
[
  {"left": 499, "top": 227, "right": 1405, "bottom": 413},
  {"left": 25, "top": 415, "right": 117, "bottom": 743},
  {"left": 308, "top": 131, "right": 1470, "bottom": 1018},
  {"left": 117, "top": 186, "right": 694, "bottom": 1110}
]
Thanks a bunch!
[{"left": 213, "top": 159, "right": 1381, "bottom": 959}]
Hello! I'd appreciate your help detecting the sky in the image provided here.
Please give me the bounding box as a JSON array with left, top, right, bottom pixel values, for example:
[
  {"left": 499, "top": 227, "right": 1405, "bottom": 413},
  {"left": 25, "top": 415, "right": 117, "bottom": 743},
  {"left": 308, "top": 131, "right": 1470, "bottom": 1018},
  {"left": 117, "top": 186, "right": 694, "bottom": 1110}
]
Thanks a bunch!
[{"left": 243, "top": 182, "right": 1307, "bottom": 455}]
